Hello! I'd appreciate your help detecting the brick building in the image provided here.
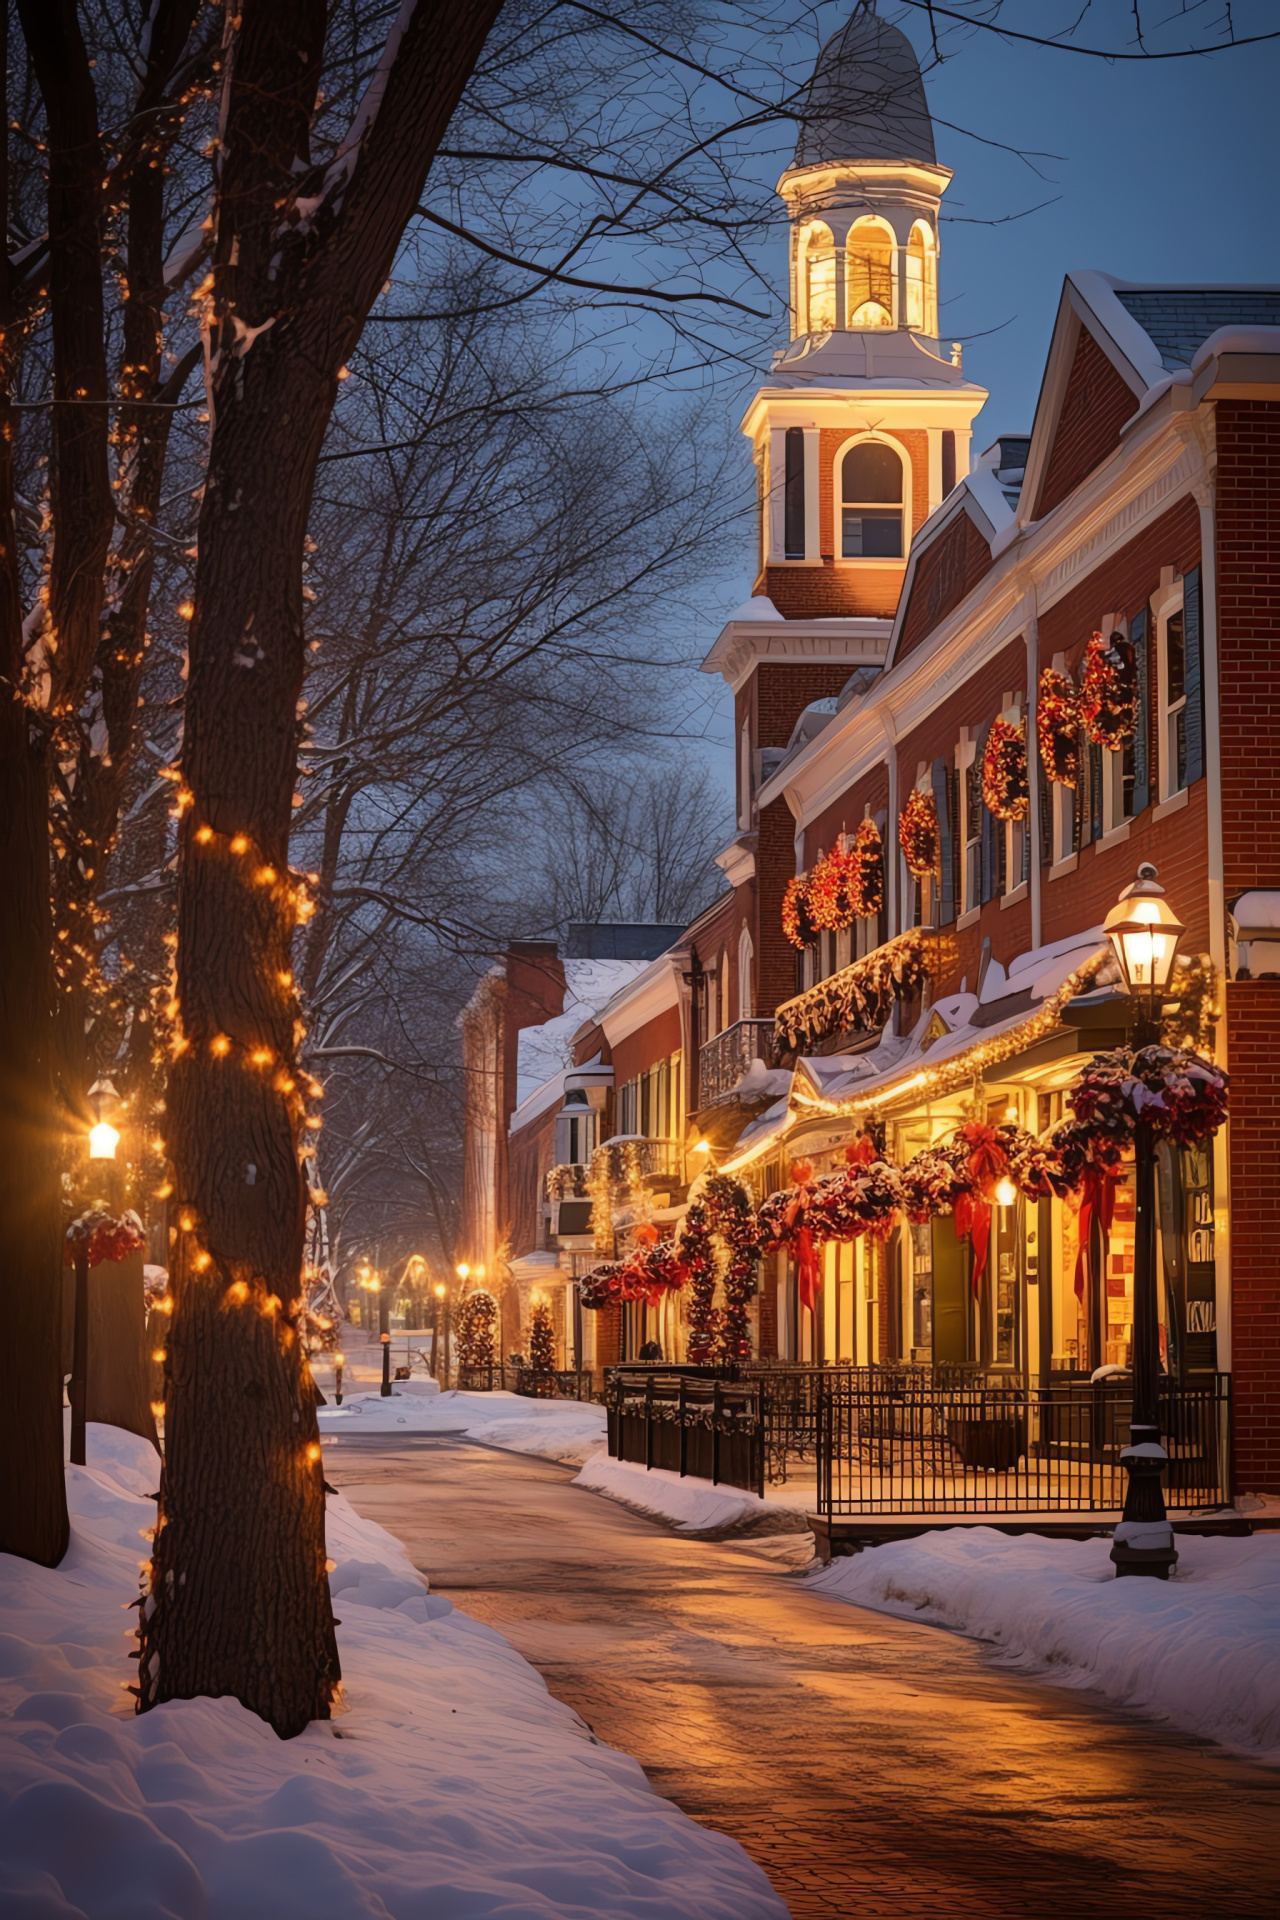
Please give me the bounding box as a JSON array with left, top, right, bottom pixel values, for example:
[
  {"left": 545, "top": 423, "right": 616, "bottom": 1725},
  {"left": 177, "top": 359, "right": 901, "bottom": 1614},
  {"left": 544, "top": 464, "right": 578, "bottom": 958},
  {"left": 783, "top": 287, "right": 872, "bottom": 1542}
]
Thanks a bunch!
[{"left": 460, "top": 7, "right": 1280, "bottom": 1493}]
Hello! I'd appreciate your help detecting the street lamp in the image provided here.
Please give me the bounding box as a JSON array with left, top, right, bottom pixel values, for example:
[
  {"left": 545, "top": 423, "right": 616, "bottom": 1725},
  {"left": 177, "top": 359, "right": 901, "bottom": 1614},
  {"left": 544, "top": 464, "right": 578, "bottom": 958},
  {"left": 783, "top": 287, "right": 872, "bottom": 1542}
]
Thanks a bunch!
[
  {"left": 358, "top": 1265, "right": 392, "bottom": 1397},
  {"left": 87, "top": 1077, "right": 120, "bottom": 1162},
  {"left": 1104, "top": 864, "right": 1183, "bottom": 1580},
  {"left": 431, "top": 1280, "right": 447, "bottom": 1381}
]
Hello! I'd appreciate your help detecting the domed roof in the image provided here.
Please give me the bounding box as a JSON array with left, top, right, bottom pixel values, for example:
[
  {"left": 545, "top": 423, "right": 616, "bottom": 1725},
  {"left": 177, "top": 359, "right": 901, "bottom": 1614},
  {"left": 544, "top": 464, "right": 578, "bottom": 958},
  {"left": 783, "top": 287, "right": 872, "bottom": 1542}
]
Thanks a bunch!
[{"left": 794, "top": 4, "right": 935, "bottom": 169}]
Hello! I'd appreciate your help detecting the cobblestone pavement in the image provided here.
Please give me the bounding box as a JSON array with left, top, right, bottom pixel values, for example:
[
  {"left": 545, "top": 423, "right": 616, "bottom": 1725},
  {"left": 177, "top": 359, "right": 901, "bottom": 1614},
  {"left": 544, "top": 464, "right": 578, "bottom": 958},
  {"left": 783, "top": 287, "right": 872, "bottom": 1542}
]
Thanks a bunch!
[{"left": 324, "top": 1434, "right": 1280, "bottom": 1918}]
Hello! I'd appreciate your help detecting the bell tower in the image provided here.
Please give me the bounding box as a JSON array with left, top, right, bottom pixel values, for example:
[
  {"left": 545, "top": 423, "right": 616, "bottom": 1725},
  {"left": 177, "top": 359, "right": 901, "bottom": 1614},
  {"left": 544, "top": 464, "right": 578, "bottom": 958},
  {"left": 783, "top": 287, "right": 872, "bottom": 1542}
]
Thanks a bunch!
[{"left": 744, "top": 1, "right": 987, "bottom": 620}]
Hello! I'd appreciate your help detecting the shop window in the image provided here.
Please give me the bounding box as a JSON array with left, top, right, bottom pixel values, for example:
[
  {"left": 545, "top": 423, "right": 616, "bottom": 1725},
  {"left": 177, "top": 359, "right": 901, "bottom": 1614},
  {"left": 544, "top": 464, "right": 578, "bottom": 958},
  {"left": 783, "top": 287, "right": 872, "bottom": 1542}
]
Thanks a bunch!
[{"left": 841, "top": 440, "right": 904, "bottom": 559}]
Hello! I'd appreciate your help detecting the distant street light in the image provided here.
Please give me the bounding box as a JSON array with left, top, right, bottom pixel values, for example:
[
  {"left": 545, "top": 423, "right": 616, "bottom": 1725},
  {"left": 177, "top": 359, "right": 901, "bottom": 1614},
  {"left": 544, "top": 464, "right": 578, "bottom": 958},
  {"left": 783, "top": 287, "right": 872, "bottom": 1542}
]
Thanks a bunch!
[{"left": 1104, "top": 865, "right": 1184, "bottom": 1580}]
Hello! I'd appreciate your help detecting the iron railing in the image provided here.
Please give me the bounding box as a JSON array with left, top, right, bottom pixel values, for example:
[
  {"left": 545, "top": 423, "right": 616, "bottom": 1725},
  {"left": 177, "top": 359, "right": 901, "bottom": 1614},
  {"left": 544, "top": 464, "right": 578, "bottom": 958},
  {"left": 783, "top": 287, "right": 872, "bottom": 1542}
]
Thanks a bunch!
[
  {"left": 816, "top": 1371, "right": 1232, "bottom": 1517},
  {"left": 697, "top": 1020, "right": 777, "bottom": 1107},
  {"left": 605, "top": 1368, "right": 765, "bottom": 1496},
  {"left": 513, "top": 1367, "right": 595, "bottom": 1402}
]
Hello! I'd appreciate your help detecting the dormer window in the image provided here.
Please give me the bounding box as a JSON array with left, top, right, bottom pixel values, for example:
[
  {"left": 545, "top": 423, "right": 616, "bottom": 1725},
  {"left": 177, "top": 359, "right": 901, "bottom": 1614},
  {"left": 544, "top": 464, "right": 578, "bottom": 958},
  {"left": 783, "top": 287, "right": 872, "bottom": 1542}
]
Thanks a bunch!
[
  {"left": 846, "top": 217, "right": 894, "bottom": 328},
  {"left": 841, "top": 440, "right": 904, "bottom": 559}
]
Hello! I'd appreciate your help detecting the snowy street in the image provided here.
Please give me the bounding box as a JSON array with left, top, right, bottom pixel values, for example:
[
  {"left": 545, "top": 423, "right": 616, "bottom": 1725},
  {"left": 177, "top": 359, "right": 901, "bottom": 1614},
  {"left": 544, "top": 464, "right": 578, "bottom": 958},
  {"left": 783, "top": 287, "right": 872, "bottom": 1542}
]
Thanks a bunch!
[{"left": 324, "top": 1432, "right": 1280, "bottom": 1919}]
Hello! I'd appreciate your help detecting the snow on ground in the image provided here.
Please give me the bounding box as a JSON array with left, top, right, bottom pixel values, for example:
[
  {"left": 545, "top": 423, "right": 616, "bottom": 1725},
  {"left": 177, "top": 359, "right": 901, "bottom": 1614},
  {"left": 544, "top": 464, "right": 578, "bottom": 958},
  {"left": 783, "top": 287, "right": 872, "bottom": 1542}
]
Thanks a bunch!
[
  {"left": 573, "top": 1456, "right": 811, "bottom": 1535},
  {"left": 808, "top": 1525, "right": 1280, "bottom": 1763},
  {"left": 318, "top": 1388, "right": 607, "bottom": 1469},
  {"left": 0, "top": 1424, "right": 785, "bottom": 1919}
]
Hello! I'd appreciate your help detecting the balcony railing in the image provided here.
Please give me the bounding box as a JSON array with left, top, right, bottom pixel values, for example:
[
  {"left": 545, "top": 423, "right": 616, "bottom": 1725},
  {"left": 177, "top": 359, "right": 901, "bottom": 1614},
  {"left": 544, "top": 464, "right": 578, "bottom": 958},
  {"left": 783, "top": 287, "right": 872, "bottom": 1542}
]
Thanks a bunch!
[
  {"left": 773, "top": 927, "right": 954, "bottom": 1057},
  {"left": 593, "top": 1135, "right": 682, "bottom": 1184},
  {"left": 697, "top": 1019, "right": 777, "bottom": 1107}
]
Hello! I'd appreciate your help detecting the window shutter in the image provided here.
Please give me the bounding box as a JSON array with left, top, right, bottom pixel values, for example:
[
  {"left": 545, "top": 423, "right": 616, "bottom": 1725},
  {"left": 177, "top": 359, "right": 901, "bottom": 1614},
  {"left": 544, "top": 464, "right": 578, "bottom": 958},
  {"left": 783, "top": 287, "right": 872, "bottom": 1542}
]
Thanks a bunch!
[
  {"left": 1130, "top": 606, "right": 1150, "bottom": 815},
  {"left": 932, "top": 758, "right": 955, "bottom": 925},
  {"left": 1071, "top": 738, "right": 1084, "bottom": 852},
  {"left": 1089, "top": 739, "right": 1103, "bottom": 842},
  {"left": 976, "top": 721, "right": 994, "bottom": 903},
  {"left": 1184, "top": 565, "right": 1205, "bottom": 786},
  {"left": 949, "top": 766, "right": 961, "bottom": 915},
  {"left": 1038, "top": 760, "right": 1052, "bottom": 866}
]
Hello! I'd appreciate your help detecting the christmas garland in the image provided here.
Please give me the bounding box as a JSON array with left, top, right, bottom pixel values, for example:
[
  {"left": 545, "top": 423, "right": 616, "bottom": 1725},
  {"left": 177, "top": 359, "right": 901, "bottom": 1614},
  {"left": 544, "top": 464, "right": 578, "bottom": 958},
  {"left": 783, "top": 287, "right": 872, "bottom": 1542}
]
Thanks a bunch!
[
  {"left": 456, "top": 1289, "right": 499, "bottom": 1367},
  {"left": 808, "top": 838, "right": 857, "bottom": 932},
  {"left": 1068, "top": 1045, "right": 1229, "bottom": 1149},
  {"left": 1037, "top": 669, "right": 1079, "bottom": 787},
  {"left": 898, "top": 784, "right": 939, "bottom": 878},
  {"left": 851, "top": 817, "right": 885, "bottom": 920},
  {"left": 981, "top": 717, "right": 1030, "bottom": 822},
  {"left": 1080, "top": 629, "right": 1137, "bottom": 750},
  {"left": 63, "top": 1209, "right": 147, "bottom": 1270},
  {"left": 528, "top": 1300, "right": 556, "bottom": 1372},
  {"left": 676, "top": 1170, "right": 759, "bottom": 1362},
  {"left": 546, "top": 1162, "right": 590, "bottom": 1201},
  {"left": 577, "top": 1224, "right": 686, "bottom": 1313},
  {"left": 774, "top": 929, "right": 952, "bottom": 1055},
  {"left": 782, "top": 873, "right": 819, "bottom": 950}
]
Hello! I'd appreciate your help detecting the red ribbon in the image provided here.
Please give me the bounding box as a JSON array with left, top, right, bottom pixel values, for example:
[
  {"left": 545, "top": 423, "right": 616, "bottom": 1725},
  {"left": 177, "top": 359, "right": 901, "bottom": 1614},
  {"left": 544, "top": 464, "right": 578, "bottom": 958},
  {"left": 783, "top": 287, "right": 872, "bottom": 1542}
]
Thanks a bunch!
[
  {"left": 794, "top": 1224, "right": 820, "bottom": 1314},
  {"left": 1074, "top": 1164, "right": 1117, "bottom": 1300},
  {"left": 954, "top": 1190, "right": 992, "bottom": 1296}
]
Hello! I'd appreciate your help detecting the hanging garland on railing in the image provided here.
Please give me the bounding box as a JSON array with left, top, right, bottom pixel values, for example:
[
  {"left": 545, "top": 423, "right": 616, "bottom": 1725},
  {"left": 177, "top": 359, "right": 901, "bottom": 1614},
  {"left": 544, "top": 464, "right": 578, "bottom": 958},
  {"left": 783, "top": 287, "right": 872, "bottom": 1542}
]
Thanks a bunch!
[
  {"left": 773, "top": 928, "right": 953, "bottom": 1057},
  {"left": 1037, "top": 668, "right": 1079, "bottom": 786},
  {"left": 577, "top": 1224, "right": 686, "bottom": 1313},
  {"left": 898, "top": 784, "right": 939, "bottom": 878},
  {"left": 781, "top": 873, "right": 819, "bottom": 950},
  {"left": 676, "top": 1171, "right": 759, "bottom": 1362},
  {"left": 1079, "top": 629, "right": 1137, "bottom": 750},
  {"left": 981, "top": 717, "right": 1030, "bottom": 822}
]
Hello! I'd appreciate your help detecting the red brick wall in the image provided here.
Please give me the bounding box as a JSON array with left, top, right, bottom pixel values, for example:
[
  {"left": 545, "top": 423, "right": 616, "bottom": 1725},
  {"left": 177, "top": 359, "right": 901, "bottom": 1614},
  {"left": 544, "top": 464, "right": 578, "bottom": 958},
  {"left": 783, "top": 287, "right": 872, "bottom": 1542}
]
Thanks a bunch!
[
  {"left": 1034, "top": 325, "right": 1137, "bottom": 520},
  {"left": 897, "top": 511, "right": 992, "bottom": 662},
  {"left": 759, "top": 795, "right": 803, "bottom": 1015},
  {"left": 507, "top": 1105, "right": 556, "bottom": 1258},
  {"left": 894, "top": 635, "right": 1031, "bottom": 986},
  {"left": 758, "top": 425, "right": 927, "bottom": 619},
  {"left": 1225, "top": 982, "right": 1280, "bottom": 1492},
  {"left": 742, "top": 660, "right": 854, "bottom": 749},
  {"left": 804, "top": 766, "right": 889, "bottom": 870},
  {"left": 1216, "top": 401, "right": 1280, "bottom": 902},
  {"left": 610, "top": 1005, "right": 683, "bottom": 1089}
]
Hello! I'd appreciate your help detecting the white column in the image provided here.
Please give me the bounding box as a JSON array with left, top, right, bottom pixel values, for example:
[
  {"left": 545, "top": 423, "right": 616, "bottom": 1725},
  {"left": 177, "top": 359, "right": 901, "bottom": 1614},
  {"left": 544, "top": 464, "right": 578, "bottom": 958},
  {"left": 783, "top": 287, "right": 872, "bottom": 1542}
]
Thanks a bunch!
[
  {"left": 834, "top": 250, "right": 846, "bottom": 332},
  {"left": 803, "top": 426, "right": 821, "bottom": 559},
  {"left": 926, "top": 429, "right": 943, "bottom": 516},
  {"left": 955, "top": 429, "right": 973, "bottom": 478},
  {"left": 767, "top": 427, "right": 787, "bottom": 563},
  {"left": 1025, "top": 591, "right": 1042, "bottom": 951}
]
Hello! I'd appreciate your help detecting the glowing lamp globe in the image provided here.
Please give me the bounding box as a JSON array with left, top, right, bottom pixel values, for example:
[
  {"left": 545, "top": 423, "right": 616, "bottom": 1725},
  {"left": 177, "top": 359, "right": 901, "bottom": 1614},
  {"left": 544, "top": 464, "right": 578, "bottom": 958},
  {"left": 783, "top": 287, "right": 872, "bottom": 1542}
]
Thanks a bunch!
[
  {"left": 994, "top": 1176, "right": 1017, "bottom": 1209},
  {"left": 88, "top": 1121, "right": 120, "bottom": 1161},
  {"left": 1103, "top": 864, "right": 1184, "bottom": 999}
]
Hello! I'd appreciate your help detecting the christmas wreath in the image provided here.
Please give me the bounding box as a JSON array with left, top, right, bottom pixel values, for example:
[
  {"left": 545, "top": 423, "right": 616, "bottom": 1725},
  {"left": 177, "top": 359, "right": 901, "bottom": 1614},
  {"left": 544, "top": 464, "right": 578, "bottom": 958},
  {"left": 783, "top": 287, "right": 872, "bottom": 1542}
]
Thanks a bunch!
[
  {"left": 1037, "top": 669, "right": 1079, "bottom": 787},
  {"left": 1079, "top": 629, "right": 1137, "bottom": 750},
  {"left": 677, "top": 1171, "right": 759, "bottom": 1362},
  {"left": 808, "top": 840, "right": 854, "bottom": 932},
  {"left": 982, "top": 717, "right": 1030, "bottom": 822},
  {"left": 782, "top": 873, "right": 818, "bottom": 950},
  {"left": 64, "top": 1209, "right": 147, "bottom": 1270},
  {"left": 851, "top": 816, "right": 885, "bottom": 920},
  {"left": 898, "top": 785, "right": 939, "bottom": 879}
]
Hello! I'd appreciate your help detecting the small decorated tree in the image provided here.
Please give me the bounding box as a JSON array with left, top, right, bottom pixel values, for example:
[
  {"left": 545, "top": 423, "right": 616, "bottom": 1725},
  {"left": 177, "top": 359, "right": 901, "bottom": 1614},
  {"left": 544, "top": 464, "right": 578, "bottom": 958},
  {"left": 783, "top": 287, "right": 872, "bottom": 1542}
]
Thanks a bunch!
[
  {"left": 528, "top": 1299, "right": 557, "bottom": 1373},
  {"left": 456, "top": 1290, "right": 498, "bottom": 1369}
]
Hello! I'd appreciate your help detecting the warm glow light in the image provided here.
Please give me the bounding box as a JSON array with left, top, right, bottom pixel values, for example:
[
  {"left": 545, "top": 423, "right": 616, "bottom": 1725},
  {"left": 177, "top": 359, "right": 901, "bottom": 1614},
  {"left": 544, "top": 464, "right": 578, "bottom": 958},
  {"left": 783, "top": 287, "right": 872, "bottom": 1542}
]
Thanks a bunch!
[
  {"left": 88, "top": 1121, "right": 119, "bottom": 1161},
  {"left": 211, "top": 1033, "right": 231, "bottom": 1057},
  {"left": 1103, "top": 866, "right": 1183, "bottom": 997},
  {"left": 455, "top": 1262, "right": 469, "bottom": 1280},
  {"left": 994, "top": 1176, "right": 1018, "bottom": 1208},
  {"left": 434, "top": 1282, "right": 447, "bottom": 1299},
  {"left": 692, "top": 1139, "right": 712, "bottom": 1154},
  {"left": 195, "top": 825, "right": 214, "bottom": 843},
  {"left": 306, "top": 1443, "right": 321, "bottom": 1464},
  {"left": 229, "top": 834, "right": 248, "bottom": 855}
]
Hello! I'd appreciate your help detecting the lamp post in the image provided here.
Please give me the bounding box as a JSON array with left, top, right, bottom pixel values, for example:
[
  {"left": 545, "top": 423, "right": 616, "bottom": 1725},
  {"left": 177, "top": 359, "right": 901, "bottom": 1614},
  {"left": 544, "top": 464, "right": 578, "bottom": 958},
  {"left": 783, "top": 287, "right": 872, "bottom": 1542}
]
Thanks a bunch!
[
  {"left": 1102, "top": 864, "right": 1184, "bottom": 1580},
  {"left": 357, "top": 1265, "right": 391, "bottom": 1395}
]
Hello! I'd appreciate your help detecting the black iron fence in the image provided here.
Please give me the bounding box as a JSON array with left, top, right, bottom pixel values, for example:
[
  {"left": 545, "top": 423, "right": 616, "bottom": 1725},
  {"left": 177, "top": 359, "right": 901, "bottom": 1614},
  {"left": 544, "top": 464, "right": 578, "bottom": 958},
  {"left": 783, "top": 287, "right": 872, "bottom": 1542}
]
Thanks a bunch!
[
  {"left": 605, "top": 1368, "right": 765, "bottom": 1496},
  {"left": 697, "top": 1020, "right": 776, "bottom": 1106},
  {"left": 457, "top": 1362, "right": 595, "bottom": 1400},
  {"left": 816, "top": 1370, "right": 1232, "bottom": 1517},
  {"left": 604, "top": 1363, "right": 1232, "bottom": 1515}
]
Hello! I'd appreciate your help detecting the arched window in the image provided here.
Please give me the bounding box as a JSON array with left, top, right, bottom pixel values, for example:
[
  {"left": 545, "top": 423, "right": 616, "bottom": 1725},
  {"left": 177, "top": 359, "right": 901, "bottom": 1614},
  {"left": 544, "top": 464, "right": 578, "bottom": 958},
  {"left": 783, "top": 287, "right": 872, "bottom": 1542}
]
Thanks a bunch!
[
  {"left": 905, "top": 221, "right": 936, "bottom": 334},
  {"left": 846, "top": 217, "right": 894, "bottom": 329},
  {"left": 841, "top": 440, "right": 904, "bottom": 559},
  {"left": 802, "top": 222, "right": 836, "bottom": 332},
  {"left": 738, "top": 925, "right": 754, "bottom": 1020}
]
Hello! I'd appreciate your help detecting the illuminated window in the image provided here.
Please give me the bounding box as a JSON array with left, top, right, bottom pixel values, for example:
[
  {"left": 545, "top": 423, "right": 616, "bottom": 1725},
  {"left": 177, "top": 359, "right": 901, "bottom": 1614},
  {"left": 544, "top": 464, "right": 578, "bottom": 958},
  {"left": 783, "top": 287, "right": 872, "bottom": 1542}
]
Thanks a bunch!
[
  {"left": 905, "top": 221, "right": 936, "bottom": 334},
  {"left": 841, "top": 440, "right": 904, "bottom": 559},
  {"left": 846, "top": 218, "right": 894, "bottom": 329},
  {"left": 802, "top": 222, "right": 836, "bottom": 332}
]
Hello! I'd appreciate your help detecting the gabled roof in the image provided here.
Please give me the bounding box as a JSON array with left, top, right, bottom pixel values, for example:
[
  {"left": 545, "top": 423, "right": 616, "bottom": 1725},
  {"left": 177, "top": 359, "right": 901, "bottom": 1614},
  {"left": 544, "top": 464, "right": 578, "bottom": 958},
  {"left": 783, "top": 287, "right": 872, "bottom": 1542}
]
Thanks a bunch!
[
  {"left": 883, "top": 459, "right": 1013, "bottom": 670},
  {"left": 1019, "top": 272, "right": 1280, "bottom": 523}
]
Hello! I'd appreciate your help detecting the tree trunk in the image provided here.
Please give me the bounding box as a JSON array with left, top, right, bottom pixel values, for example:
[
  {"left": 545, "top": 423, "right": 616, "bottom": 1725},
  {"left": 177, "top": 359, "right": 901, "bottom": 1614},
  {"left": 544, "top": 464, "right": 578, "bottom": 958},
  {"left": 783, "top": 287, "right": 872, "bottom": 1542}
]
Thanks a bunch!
[{"left": 0, "top": 697, "right": 68, "bottom": 1564}]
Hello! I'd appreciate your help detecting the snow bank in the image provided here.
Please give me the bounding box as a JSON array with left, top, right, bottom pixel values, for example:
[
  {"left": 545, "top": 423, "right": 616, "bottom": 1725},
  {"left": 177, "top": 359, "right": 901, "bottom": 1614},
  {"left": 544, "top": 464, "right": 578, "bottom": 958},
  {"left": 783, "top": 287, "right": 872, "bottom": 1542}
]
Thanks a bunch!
[
  {"left": 809, "top": 1525, "right": 1280, "bottom": 1762},
  {"left": 318, "top": 1388, "right": 607, "bottom": 1468},
  {"left": 574, "top": 1455, "right": 810, "bottom": 1535},
  {"left": 0, "top": 1424, "right": 785, "bottom": 1918}
]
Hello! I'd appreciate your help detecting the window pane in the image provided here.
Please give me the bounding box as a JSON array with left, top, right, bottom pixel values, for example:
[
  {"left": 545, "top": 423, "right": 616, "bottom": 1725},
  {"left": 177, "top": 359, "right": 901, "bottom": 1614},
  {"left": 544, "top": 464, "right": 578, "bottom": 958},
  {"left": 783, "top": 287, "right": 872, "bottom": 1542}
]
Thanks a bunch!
[
  {"left": 807, "top": 252, "right": 836, "bottom": 331},
  {"left": 1173, "top": 707, "right": 1188, "bottom": 793},
  {"left": 842, "top": 509, "right": 901, "bottom": 558},
  {"left": 1166, "top": 609, "right": 1185, "bottom": 705},
  {"left": 842, "top": 441, "right": 902, "bottom": 503}
]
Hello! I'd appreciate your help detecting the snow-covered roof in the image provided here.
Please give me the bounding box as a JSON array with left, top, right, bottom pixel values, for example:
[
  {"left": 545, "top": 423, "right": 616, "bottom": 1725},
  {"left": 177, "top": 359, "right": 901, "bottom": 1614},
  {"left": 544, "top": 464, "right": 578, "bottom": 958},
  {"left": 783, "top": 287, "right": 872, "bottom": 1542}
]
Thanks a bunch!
[{"left": 514, "top": 958, "right": 647, "bottom": 1112}]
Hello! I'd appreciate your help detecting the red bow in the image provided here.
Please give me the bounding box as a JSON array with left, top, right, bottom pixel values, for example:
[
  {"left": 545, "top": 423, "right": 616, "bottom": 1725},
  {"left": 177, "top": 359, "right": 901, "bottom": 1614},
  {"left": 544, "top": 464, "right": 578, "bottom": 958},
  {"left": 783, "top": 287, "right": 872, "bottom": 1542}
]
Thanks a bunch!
[
  {"left": 1074, "top": 1163, "right": 1118, "bottom": 1301},
  {"left": 785, "top": 1162, "right": 821, "bottom": 1312},
  {"left": 954, "top": 1189, "right": 992, "bottom": 1296}
]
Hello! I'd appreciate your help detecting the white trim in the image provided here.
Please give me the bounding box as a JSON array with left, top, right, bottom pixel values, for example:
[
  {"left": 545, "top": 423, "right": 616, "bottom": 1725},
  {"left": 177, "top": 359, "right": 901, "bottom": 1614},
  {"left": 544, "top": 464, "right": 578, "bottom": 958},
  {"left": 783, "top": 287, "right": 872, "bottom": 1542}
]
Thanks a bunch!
[
  {"left": 597, "top": 956, "right": 682, "bottom": 1047},
  {"left": 1152, "top": 576, "right": 1187, "bottom": 805},
  {"left": 802, "top": 425, "right": 821, "bottom": 560},
  {"left": 1152, "top": 785, "right": 1189, "bottom": 822},
  {"left": 956, "top": 904, "right": 981, "bottom": 931},
  {"left": 1093, "top": 820, "right": 1131, "bottom": 854},
  {"left": 1000, "top": 881, "right": 1028, "bottom": 911},
  {"left": 1047, "top": 853, "right": 1078, "bottom": 882}
]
